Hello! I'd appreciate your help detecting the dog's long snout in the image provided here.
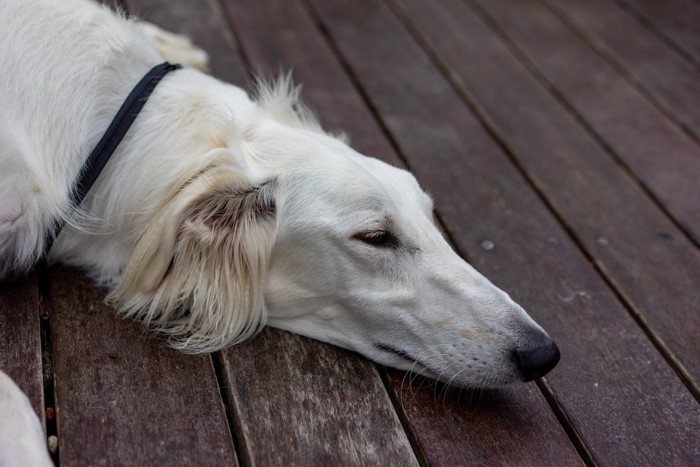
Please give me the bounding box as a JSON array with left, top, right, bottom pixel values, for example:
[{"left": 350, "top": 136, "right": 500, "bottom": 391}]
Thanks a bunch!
[{"left": 513, "top": 333, "right": 560, "bottom": 382}]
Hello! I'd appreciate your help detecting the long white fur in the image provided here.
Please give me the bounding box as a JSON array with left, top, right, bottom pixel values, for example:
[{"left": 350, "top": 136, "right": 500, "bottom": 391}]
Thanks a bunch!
[{"left": 1, "top": 0, "right": 555, "bottom": 385}]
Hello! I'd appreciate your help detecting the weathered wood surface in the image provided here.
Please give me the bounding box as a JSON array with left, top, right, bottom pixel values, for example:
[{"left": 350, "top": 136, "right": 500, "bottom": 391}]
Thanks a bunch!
[
  {"left": 0, "top": 274, "right": 44, "bottom": 420},
  {"left": 222, "top": 0, "right": 583, "bottom": 464},
  {"left": 545, "top": 0, "right": 700, "bottom": 141},
  {"left": 473, "top": 0, "right": 700, "bottom": 244},
  {"left": 307, "top": 0, "right": 700, "bottom": 464},
  {"left": 49, "top": 270, "right": 237, "bottom": 466},
  {"left": 221, "top": 329, "right": 418, "bottom": 466},
  {"left": 386, "top": 369, "right": 584, "bottom": 466}
]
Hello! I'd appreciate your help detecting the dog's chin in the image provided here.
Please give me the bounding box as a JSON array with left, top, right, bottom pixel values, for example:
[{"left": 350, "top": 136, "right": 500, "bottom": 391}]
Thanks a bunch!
[
  {"left": 420, "top": 366, "right": 523, "bottom": 389},
  {"left": 372, "top": 344, "right": 522, "bottom": 389},
  {"left": 392, "top": 360, "right": 522, "bottom": 389}
]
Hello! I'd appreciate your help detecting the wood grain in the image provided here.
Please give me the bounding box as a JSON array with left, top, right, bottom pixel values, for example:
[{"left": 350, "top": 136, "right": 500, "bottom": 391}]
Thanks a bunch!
[
  {"left": 386, "top": 369, "right": 580, "bottom": 466},
  {"left": 0, "top": 274, "right": 44, "bottom": 422},
  {"left": 223, "top": 0, "right": 582, "bottom": 464},
  {"left": 545, "top": 0, "right": 700, "bottom": 141},
  {"left": 221, "top": 328, "right": 418, "bottom": 466},
  {"left": 49, "top": 270, "right": 237, "bottom": 466},
  {"left": 473, "top": 0, "right": 700, "bottom": 244},
  {"left": 307, "top": 0, "right": 700, "bottom": 463}
]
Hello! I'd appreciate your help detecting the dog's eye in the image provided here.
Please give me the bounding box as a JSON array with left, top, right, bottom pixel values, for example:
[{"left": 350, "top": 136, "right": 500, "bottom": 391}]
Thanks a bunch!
[{"left": 353, "top": 230, "right": 396, "bottom": 247}]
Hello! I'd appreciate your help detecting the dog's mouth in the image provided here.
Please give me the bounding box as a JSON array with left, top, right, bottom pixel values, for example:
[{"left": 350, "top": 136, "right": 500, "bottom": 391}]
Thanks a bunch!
[{"left": 373, "top": 342, "right": 441, "bottom": 377}]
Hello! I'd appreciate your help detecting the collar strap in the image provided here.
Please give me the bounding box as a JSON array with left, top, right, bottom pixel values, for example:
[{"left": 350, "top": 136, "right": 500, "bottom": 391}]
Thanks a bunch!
[{"left": 44, "top": 62, "right": 182, "bottom": 256}]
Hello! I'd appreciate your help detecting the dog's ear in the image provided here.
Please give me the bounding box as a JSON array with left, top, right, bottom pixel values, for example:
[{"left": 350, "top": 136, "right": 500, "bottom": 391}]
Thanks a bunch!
[
  {"left": 183, "top": 176, "right": 277, "bottom": 244},
  {"left": 110, "top": 172, "right": 278, "bottom": 351},
  {"left": 129, "top": 173, "right": 276, "bottom": 292}
]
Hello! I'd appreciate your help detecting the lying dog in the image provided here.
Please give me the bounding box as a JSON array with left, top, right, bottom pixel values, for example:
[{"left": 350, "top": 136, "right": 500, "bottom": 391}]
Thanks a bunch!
[{"left": 0, "top": 0, "right": 559, "bottom": 391}]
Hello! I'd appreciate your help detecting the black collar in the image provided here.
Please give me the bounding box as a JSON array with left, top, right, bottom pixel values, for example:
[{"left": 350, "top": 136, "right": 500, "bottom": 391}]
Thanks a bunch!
[{"left": 43, "top": 62, "right": 182, "bottom": 257}]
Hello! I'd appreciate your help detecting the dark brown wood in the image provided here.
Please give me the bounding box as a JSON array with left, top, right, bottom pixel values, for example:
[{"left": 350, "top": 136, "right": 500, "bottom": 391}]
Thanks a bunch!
[
  {"left": 221, "top": 328, "right": 418, "bottom": 466},
  {"left": 473, "top": 0, "right": 700, "bottom": 244},
  {"left": 0, "top": 274, "right": 44, "bottom": 421},
  {"left": 616, "top": 0, "right": 700, "bottom": 66},
  {"left": 395, "top": 0, "right": 700, "bottom": 394},
  {"left": 126, "top": 0, "right": 248, "bottom": 85},
  {"left": 306, "top": 0, "right": 700, "bottom": 463},
  {"left": 544, "top": 0, "right": 700, "bottom": 141},
  {"left": 223, "top": 0, "right": 582, "bottom": 464},
  {"left": 49, "top": 270, "right": 237, "bottom": 466},
  {"left": 386, "top": 369, "right": 578, "bottom": 466}
]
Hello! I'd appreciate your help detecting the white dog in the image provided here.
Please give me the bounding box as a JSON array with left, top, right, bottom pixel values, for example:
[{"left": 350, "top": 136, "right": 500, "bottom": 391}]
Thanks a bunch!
[
  {"left": 2, "top": 0, "right": 560, "bottom": 461},
  {"left": 1, "top": 0, "right": 559, "bottom": 390}
]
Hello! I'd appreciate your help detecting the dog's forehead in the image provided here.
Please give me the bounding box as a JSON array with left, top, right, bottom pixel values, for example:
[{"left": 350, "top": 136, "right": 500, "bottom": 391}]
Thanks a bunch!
[
  {"left": 355, "top": 156, "right": 433, "bottom": 209},
  {"left": 302, "top": 151, "right": 428, "bottom": 204},
  {"left": 271, "top": 128, "right": 432, "bottom": 216}
]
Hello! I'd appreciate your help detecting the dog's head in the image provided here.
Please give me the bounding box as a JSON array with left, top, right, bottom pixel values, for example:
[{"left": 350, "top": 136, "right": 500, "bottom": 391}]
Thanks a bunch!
[
  {"left": 112, "top": 78, "right": 559, "bottom": 387},
  {"left": 261, "top": 134, "right": 558, "bottom": 387}
]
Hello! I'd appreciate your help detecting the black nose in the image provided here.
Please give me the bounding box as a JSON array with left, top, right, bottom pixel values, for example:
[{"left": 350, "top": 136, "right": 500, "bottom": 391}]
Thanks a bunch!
[{"left": 513, "top": 334, "right": 560, "bottom": 382}]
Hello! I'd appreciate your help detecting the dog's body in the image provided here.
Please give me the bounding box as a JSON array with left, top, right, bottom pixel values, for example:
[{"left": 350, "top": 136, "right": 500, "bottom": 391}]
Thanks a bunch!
[
  {"left": 1, "top": 0, "right": 561, "bottom": 460},
  {"left": 1, "top": 0, "right": 558, "bottom": 402}
]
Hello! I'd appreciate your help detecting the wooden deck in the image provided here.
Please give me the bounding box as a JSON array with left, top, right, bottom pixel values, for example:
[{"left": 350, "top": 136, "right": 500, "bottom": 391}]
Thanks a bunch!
[{"left": 1, "top": 0, "right": 699, "bottom": 465}]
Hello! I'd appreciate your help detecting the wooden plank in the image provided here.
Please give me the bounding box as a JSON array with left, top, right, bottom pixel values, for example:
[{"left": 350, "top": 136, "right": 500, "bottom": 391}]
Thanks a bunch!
[
  {"left": 473, "top": 0, "right": 700, "bottom": 245},
  {"left": 0, "top": 274, "right": 44, "bottom": 421},
  {"left": 395, "top": 0, "right": 700, "bottom": 392},
  {"left": 49, "top": 270, "right": 237, "bottom": 466},
  {"left": 221, "top": 329, "right": 418, "bottom": 466},
  {"left": 386, "top": 369, "right": 576, "bottom": 466},
  {"left": 222, "top": 0, "right": 582, "bottom": 464},
  {"left": 544, "top": 0, "right": 700, "bottom": 141},
  {"left": 126, "top": 0, "right": 247, "bottom": 85},
  {"left": 616, "top": 0, "right": 700, "bottom": 66},
  {"left": 305, "top": 0, "right": 700, "bottom": 464}
]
